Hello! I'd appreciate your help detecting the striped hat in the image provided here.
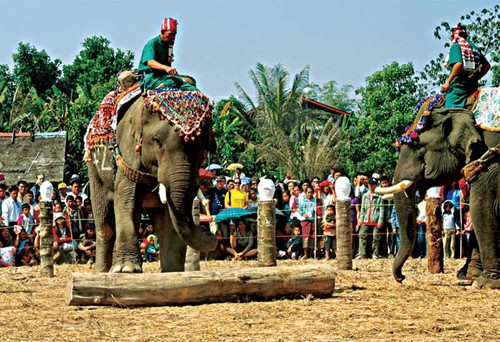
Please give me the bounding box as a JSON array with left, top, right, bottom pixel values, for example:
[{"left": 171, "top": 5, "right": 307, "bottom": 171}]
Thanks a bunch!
[{"left": 161, "top": 18, "right": 178, "bottom": 32}]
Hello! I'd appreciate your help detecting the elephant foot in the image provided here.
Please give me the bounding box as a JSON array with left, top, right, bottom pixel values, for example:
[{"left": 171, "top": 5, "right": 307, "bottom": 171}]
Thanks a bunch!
[
  {"left": 393, "top": 273, "right": 405, "bottom": 284},
  {"left": 94, "top": 260, "right": 111, "bottom": 273},
  {"left": 110, "top": 260, "right": 143, "bottom": 273},
  {"left": 472, "top": 274, "right": 500, "bottom": 289}
]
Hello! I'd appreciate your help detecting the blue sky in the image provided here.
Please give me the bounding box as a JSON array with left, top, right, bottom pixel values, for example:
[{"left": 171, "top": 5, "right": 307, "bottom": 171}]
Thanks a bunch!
[{"left": 0, "top": 0, "right": 496, "bottom": 101}]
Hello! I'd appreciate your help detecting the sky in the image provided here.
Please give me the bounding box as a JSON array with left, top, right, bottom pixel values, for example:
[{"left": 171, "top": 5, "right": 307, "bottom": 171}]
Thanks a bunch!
[{"left": 0, "top": 0, "right": 497, "bottom": 102}]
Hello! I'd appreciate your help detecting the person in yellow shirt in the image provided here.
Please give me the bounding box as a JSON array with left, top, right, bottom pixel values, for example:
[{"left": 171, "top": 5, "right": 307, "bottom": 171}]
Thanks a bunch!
[{"left": 224, "top": 179, "right": 249, "bottom": 209}]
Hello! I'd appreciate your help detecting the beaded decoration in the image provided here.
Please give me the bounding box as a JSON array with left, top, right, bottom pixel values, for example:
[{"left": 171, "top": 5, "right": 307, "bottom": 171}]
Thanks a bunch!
[
  {"left": 144, "top": 88, "right": 213, "bottom": 142},
  {"left": 396, "top": 93, "right": 443, "bottom": 152}
]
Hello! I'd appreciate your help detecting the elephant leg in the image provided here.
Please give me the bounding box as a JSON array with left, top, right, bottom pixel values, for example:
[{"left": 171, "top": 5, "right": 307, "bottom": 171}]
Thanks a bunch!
[
  {"left": 150, "top": 207, "right": 187, "bottom": 272},
  {"left": 470, "top": 181, "right": 500, "bottom": 289},
  {"left": 457, "top": 231, "right": 482, "bottom": 280},
  {"left": 111, "top": 181, "right": 142, "bottom": 273}
]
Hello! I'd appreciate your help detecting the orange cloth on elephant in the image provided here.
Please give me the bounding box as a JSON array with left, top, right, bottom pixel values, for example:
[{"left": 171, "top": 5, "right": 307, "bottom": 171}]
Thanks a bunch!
[{"left": 224, "top": 189, "right": 248, "bottom": 209}]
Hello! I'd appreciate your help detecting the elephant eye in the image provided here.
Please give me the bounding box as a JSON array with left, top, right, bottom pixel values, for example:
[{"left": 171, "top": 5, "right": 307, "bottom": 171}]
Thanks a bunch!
[{"left": 152, "top": 136, "right": 162, "bottom": 147}]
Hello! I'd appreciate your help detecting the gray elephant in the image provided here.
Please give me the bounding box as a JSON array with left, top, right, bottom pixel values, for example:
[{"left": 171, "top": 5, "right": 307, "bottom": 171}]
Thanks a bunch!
[
  {"left": 376, "top": 94, "right": 499, "bottom": 289},
  {"left": 86, "top": 81, "right": 217, "bottom": 273}
]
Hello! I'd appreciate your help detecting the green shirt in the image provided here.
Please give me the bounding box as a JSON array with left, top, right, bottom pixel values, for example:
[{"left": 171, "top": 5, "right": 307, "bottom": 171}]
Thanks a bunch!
[
  {"left": 445, "top": 41, "right": 487, "bottom": 108},
  {"left": 138, "top": 36, "right": 196, "bottom": 91}
]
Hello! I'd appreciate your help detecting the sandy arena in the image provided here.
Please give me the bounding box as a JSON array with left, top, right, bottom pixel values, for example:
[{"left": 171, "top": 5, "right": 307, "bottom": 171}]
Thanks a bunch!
[{"left": 0, "top": 258, "right": 498, "bottom": 341}]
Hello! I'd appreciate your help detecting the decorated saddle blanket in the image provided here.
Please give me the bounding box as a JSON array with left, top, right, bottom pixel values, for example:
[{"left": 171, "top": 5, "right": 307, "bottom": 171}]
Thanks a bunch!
[
  {"left": 472, "top": 87, "right": 500, "bottom": 132},
  {"left": 143, "top": 88, "right": 213, "bottom": 142}
]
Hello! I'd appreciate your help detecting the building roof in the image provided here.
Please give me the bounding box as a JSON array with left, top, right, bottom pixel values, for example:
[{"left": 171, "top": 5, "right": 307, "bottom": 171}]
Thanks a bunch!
[
  {"left": 302, "top": 97, "right": 351, "bottom": 117},
  {"left": 0, "top": 131, "right": 67, "bottom": 185}
]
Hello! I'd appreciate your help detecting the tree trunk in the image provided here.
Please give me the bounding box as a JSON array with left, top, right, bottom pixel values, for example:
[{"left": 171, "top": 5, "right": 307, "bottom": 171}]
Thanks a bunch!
[
  {"left": 336, "top": 199, "right": 352, "bottom": 270},
  {"left": 39, "top": 201, "right": 54, "bottom": 277},
  {"left": 66, "top": 264, "right": 336, "bottom": 306},
  {"left": 426, "top": 197, "right": 444, "bottom": 274},
  {"left": 257, "top": 200, "right": 277, "bottom": 266}
]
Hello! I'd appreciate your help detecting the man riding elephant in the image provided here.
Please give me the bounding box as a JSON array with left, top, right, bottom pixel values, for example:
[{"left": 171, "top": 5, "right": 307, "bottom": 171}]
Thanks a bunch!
[
  {"left": 441, "top": 23, "right": 490, "bottom": 108},
  {"left": 138, "top": 17, "right": 196, "bottom": 91}
]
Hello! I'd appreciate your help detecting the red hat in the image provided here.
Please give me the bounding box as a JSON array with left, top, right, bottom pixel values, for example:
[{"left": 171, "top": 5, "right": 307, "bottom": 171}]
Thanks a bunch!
[{"left": 161, "top": 18, "right": 178, "bottom": 32}]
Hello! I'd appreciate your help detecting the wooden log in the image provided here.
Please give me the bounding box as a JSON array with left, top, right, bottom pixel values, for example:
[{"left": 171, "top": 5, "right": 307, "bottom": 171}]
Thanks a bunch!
[
  {"left": 39, "top": 201, "right": 54, "bottom": 277},
  {"left": 67, "top": 264, "right": 335, "bottom": 307},
  {"left": 257, "top": 200, "right": 277, "bottom": 266},
  {"left": 336, "top": 199, "right": 352, "bottom": 270},
  {"left": 426, "top": 197, "right": 444, "bottom": 274}
]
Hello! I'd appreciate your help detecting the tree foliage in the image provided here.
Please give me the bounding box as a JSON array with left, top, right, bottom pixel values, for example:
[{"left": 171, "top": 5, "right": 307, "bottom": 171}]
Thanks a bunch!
[
  {"left": 0, "top": 65, "right": 14, "bottom": 130},
  {"left": 340, "top": 62, "right": 422, "bottom": 177},
  {"left": 420, "top": 5, "right": 500, "bottom": 90}
]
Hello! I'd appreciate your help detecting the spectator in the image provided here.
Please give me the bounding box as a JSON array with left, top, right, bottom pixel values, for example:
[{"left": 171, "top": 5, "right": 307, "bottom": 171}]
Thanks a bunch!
[
  {"left": 354, "top": 173, "right": 369, "bottom": 199},
  {"left": 415, "top": 195, "right": 428, "bottom": 258},
  {"left": 78, "top": 223, "right": 97, "bottom": 265},
  {"left": 52, "top": 212, "right": 74, "bottom": 263},
  {"left": 248, "top": 188, "right": 259, "bottom": 210},
  {"left": 206, "top": 176, "right": 227, "bottom": 234},
  {"left": 30, "top": 173, "right": 45, "bottom": 203},
  {"left": 0, "top": 240, "right": 16, "bottom": 267},
  {"left": 319, "top": 181, "right": 334, "bottom": 219},
  {"left": 327, "top": 168, "right": 336, "bottom": 183},
  {"left": 26, "top": 191, "right": 36, "bottom": 215},
  {"left": 17, "top": 203, "right": 36, "bottom": 236},
  {"left": 2, "top": 186, "right": 21, "bottom": 228},
  {"left": 1, "top": 228, "right": 14, "bottom": 247},
  {"left": 281, "top": 191, "right": 292, "bottom": 223},
  {"left": 17, "top": 180, "right": 29, "bottom": 204},
  {"left": 250, "top": 177, "right": 259, "bottom": 189},
  {"left": 322, "top": 204, "right": 336, "bottom": 259},
  {"left": 226, "top": 179, "right": 235, "bottom": 192},
  {"left": 64, "top": 195, "right": 85, "bottom": 241},
  {"left": 228, "top": 220, "right": 257, "bottom": 260},
  {"left": 379, "top": 176, "right": 392, "bottom": 258},
  {"left": 207, "top": 230, "right": 229, "bottom": 260},
  {"left": 14, "top": 227, "right": 34, "bottom": 264},
  {"left": 224, "top": 179, "right": 248, "bottom": 209},
  {"left": 145, "top": 235, "right": 160, "bottom": 262},
  {"left": 0, "top": 183, "right": 7, "bottom": 210},
  {"left": 286, "top": 225, "right": 303, "bottom": 259},
  {"left": 298, "top": 187, "right": 317, "bottom": 259},
  {"left": 67, "top": 180, "right": 87, "bottom": 202},
  {"left": 57, "top": 183, "right": 67, "bottom": 204},
  {"left": 53, "top": 202, "right": 63, "bottom": 214},
  {"left": 390, "top": 206, "right": 400, "bottom": 256},
  {"left": 350, "top": 188, "right": 361, "bottom": 257},
  {"left": 19, "top": 246, "right": 37, "bottom": 266},
  {"left": 356, "top": 177, "right": 385, "bottom": 259},
  {"left": 442, "top": 200, "right": 460, "bottom": 259}
]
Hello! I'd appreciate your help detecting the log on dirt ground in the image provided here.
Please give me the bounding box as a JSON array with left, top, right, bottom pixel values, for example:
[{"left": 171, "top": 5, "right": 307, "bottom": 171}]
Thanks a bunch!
[{"left": 67, "top": 264, "right": 335, "bottom": 307}]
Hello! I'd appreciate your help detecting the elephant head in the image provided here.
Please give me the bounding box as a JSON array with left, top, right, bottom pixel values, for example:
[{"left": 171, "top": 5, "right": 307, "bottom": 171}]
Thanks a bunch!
[
  {"left": 377, "top": 105, "right": 484, "bottom": 282},
  {"left": 117, "top": 96, "right": 217, "bottom": 253}
]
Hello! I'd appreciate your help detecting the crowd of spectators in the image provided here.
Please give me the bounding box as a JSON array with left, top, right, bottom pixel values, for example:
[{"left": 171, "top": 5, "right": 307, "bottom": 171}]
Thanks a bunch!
[
  {"left": 0, "top": 173, "right": 95, "bottom": 267},
  {"left": 197, "top": 167, "right": 473, "bottom": 262},
  {"left": 0, "top": 167, "right": 473, "bottom": 267}
]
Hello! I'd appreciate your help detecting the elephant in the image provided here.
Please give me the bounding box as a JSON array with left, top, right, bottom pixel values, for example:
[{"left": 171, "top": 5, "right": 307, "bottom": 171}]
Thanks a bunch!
[
  {"left": 87, "top": 79, "right": 217, "bottom": 273},
  {"left": 376, "top": 94, "right": 499, "bottom": 289}
]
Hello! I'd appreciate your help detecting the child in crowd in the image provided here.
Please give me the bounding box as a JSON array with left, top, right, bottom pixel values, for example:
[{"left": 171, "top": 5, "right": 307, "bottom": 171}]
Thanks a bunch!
[
  {"left": 322, "top": 205, "right": 336, "bottom": 259},
  {"left": 145, "top": 234, "right": 160, "bottom": 262},
  {"left": 20, "top": 247, "right": 37, "bottom": 266},
  {"left": 286, "top": 226, "right": 303, "bottom": 259},
  {"left": 442, "top": 200, "right": 460, "bottom": 259},
  {"left": 17, "top": 203, "right": 36, "bottom": 236},
  {"left": 78, "top": 223, "right": 96, "bottom": 264}
]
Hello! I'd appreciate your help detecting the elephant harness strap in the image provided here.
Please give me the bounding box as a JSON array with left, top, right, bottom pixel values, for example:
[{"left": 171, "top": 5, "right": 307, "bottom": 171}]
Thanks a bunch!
[
  {"left": 462, "top": 142, "right": 500, "bottom": 182},
  {"left": 112, "top": 144, "right": 158, "bottom": 187}
]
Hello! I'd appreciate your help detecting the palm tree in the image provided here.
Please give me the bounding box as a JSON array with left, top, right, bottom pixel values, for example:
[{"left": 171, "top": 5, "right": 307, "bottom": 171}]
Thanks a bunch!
[{"left": 234, "top": 63, "right": 341, "bottom": 179}]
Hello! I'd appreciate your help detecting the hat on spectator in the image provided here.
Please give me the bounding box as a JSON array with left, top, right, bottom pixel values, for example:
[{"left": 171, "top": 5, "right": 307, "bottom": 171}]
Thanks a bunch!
[
  {"left": 161, "top": 18, "right": 178, "bottom": 32},
  {"left": 58, "top": 183, "right": 67, "bottom": 190},
  {"left": 318, "top": 180, "right": 332, "bottom": 187},
  {"left": 368, "top": 177, "right": 377, "bottom": 184},
  {"left": 53, "top": 212, "right": 65, "bottom": 224},
  {"left": 216, "top": 175, "right": 225, "bottom": 182},
  {"left": 371, "top": 173, "right": 380, "bottom": 180}
]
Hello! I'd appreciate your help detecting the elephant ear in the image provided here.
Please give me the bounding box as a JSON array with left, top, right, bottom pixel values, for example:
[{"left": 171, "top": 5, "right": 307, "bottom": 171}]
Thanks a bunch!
[{"left": 443, "top": 108, "right": 482, "bottom": 164}]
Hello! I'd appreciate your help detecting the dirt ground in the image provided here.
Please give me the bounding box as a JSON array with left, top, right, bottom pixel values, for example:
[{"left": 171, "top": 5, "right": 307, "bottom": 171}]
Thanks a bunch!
[{"left": 0, "top": 258, "right": 498, "bottom": 341}]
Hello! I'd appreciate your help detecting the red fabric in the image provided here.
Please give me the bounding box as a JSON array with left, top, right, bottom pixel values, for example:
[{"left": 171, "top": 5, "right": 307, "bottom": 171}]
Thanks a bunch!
[
  {"left": 161, "top": 18, "right": 178, "bottom": 32},
  {"left": 319, "top": 180, "right": 332, "bottom": 187}
]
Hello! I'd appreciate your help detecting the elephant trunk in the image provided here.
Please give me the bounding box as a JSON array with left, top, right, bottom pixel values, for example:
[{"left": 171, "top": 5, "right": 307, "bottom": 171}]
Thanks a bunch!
[
  {"left": 392, "top": 185, "right": 417, "bottom": 283},
  {"left": 166, "top": 170, "right": 217, "bottom": 252}
]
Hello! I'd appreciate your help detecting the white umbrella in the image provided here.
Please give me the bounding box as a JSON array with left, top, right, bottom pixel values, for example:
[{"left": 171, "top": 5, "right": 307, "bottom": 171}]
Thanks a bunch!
[{"left": 206, "top": 163, "right": 223, "bottom": 171}]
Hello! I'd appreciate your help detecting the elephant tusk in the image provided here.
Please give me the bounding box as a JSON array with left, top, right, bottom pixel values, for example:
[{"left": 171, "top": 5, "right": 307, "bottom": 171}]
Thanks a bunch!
[
  {"left": 375, "top": 180, "right": 414, "bottom": 195},
  {"left": 159, "top": 183, "right": 168, "bottom": 204}
]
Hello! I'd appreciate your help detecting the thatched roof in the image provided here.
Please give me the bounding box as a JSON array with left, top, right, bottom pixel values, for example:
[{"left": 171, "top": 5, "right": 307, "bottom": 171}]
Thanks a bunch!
[{"left": 0, "top": 131, "right": 67, "bottom": 185}]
